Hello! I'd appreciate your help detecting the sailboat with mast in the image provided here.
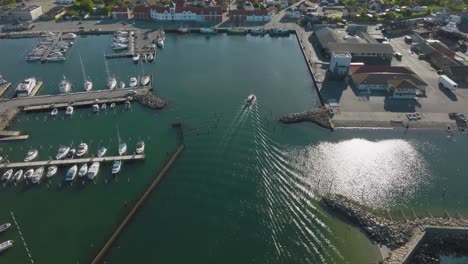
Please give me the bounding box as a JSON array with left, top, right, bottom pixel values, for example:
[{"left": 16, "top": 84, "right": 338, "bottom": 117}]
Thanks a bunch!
[
  {"left": 140, "top": 60, "right": 150, "bottom": 86},
  {"left": 80, "top": 54, "right": 93, "bottom": 91},
  {"left": 104, "top": 56, "right": 117, "bottom": 90}
]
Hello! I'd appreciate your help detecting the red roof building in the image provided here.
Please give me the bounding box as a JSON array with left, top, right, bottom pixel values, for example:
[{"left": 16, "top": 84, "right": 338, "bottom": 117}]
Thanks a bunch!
[{"left": 111, "top": 7, "right": 131, "bottom": 20}]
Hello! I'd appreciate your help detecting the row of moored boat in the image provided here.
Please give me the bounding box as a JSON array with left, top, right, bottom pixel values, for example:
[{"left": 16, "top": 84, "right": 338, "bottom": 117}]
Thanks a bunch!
[
  {"left": 0, "top": 222, "right": 13, "bottom": 254},
  {"left": 26, "top": 32, "right": 76, "bottom": 62}
]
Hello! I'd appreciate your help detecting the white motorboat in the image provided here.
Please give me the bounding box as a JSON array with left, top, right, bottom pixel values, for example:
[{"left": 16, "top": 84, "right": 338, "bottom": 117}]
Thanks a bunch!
[
  {"left": 129, "top": 77, "right": 138, "bottom": 87},
  {"left": 50, "top": 108, "right": 58, "bottom": 116},
  {"left": 93, "top": 104, "right": 99, "bottom": 112},
  {"left": 84, "top": 80, "right": 93, "bottom": 91},
  {"left": 24, "top": 169, "right": 34, "bottom": 180},
  {"left": 119, "top": 81, "right": 125, "bottom": 89},
  {"left": 66, "top": 106, "right": 74, "bottom": 116},
  {"left": 16, "top": 77, "right": 36, "bottom": 97},
  {"left": 97, "top": 146, "right": 107, "bottom": 157},
  {"left": 46, "top": 56, "right": 65, "bottom": 62},
  {"left": 245, "top": 94, "right": 256, "bottom": 106},
  {"left": 26, "top": 56, "right": 41, "bottom": 61},
  {"left": 112, "top": 43, "right": 128, "bottom": 50},
  {"left": 76, "top": 143, "right": 88, "bottom": 157},
  {"left": 62, "top": 33, "right": 77, "bottom": 40},
  {"left": 46, "top": 166, "right": 57, "bottom": 178},
  {"left": 87, "top": 162, "right": 100, "bottom": 180},
  {"left": 157, "top": 37, "right": 164, "bottom": 48},
  {"left": 56, "top": 146, "right": 70, "bottom": 160},
  {"left": 118, "top": 143, "right": 127, "bottom": 156},
  {"left": 140, "top": 75, "right": 150, "bottom": 86},
  {"left": 0, "top": 240, "right": 14, "bottom": 253},
  {"left": 115, "top": 31, "right": 129, "bottom": 36},
  {"left": 78, "top": 163, "right": 88, "bottom": 177},
  {"left": 110, "top": 103, "right": 115, "bottom": 108},
  {"left": 13, "top": 170, "right": 23, "bottom": 182},
  {"left": 65, "top": 165, "right": 77, "bottom": 182},
  {"left": 31, "top": 166, "right": 44, "bottom": 184},
  {"left": 101, "top": 103, "right": 107, "bottom": 110},
  {"left": 147, "top": 53, "right": 154, "bottom": 62},
  {"left": 136, "top": 140, "right": 145, "bottom": 154},
  {"left": 114, "top": 37, "right": 129, "bottom": 44},
  {"left": 133, "top": 53, "right": 140, "bottom": 63},
  {"left": 177, "top": 27, "right": 190, "bottom": 34},
  {"left": 107, "top": 76, "right": 117, "bottom": 90},
  {"left": 67, "top": 148, "right": 76, "bottom": 159},
  {"left": 59, "top": 75, "right": 72, "bottom": 93},
  {"left": 112, "top": 160, "right": 121, "bottom": 174},
  {"left": 0, "top": 75, "right": 7, "bottom": 85},
  {"left": 200, "top": 27, "right": 216, "bottom": 34},
  {"left": 24, "top": 149, "right": 38, "bottom": 162},
  {"left": 0, "top": 223, "right": 11, "bottom": 233},
  {"left": 2, "top": 169, "right": 13, "bottom": 182}
]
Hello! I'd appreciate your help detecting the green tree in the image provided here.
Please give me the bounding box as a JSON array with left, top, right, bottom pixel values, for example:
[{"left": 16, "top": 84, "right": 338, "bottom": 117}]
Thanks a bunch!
[
  {"left": 402, "top": 8, "right": 412, "bottom": 17},
  {"left": 385, "top": 11, "right": 396, "bottom": 19},
  {"left": 426, "top": 7, "right": 433, "bottom": 15},
  {"left": 74, "top": 0, "right": 94, "bottom": 12}
]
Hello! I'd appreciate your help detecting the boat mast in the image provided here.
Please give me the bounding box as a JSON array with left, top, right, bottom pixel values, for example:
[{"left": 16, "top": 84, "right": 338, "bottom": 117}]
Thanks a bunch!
[
  {"left": 104, "top": 55, "right": 111, "bottom": 79},
  {"left": 117, "top": 125, "right": 121, "bottom": 144},
  {"left": 79, "top": 53, "right": 87, "bottom": 82}
]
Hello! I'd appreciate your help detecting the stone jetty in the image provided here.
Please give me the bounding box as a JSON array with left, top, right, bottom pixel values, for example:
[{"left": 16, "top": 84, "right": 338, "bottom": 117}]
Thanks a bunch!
[
  {"left": 279, "top": 107, "right": 333, "bottom": 130},
  {"left": 134, "top": 91, "right": 167, "bottom": 109},
  {"left": 0, "top": 107, "right": 20, "bottom": 130},
  {"left": 321, "top": 194, "right": 468, "bottom": 263}
]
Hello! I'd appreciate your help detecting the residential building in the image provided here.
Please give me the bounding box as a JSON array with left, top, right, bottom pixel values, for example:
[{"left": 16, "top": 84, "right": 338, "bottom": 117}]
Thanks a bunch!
[
  {"left": 111, "top": 7, "right": 131, "bottom": 19},
  {"left": 349, "top": 65, "right": 428, "bottom": 97},
  {"left": 229, "top": 9, "right": 273, "bottom": 23},
  {"left": 10, "top": 5, "right": 43, "bottom": 21},
  {"left": 284, "top": 7, "right": 301, "bottom": 19},
  {"left": 134, "top": 5, "right": 151, "bottom": 20},
  {"left": 149, "top": 4, "right": 222, "bottom": 23},
  {"left": 243, "top": 1, "right": 254, "bottom": 11}
]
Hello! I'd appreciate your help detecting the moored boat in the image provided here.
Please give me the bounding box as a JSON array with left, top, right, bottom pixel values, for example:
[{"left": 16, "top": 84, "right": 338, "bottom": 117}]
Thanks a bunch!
[
  {"left": 140, "top": 75, "right": 150, "bottom": 86},
  {"left": 66, "top": 106, "right": 74, "bottom": 116},
  {"left": 76, "top": 143, "right": 88, "bottom": 157},
  {"left": 50, "top": 108, "right": 58, "bottom": 116},
  {"left": 56, "top": 145, "right": 70, "bottom": 160},
  {"left": 129, "top": 77, "right": 138, "bottom": 88},
  {"left": 200, "top": 27, "right": 217, "bottom": 34},
  {"left": 269, "top": 28, "right": 290, "bottom": 37},
  {"left": 46, "top": 166, "right": 57, "bottom": 178},
  {"left": 62, "top": 33, "right": 77, "bottom": 40},
  {"left": 65, "top": 165, "right": 78, "bottom": 182},
  {"left": 250, "top": 28, "right": 267, "bottom": 35},
  {"left": 0, "top": 223, "right": 11, "bottom": 233},
  {"left": 13, "top": 170, "right": 23, "bottom": 182},
  {"left": 97, "top": 146, "right": 107, "bottom": 157},
  {"left": 118, "top": 142, "right": 127, "bottom": 156},
  {"left": 177, "top": 27, "right": 190, "bottom": 34},
  {"left": 78, "top": 163, "right": 88, "bottom": 177},
  {"left": 147, "top": 53, "right": 154, "bottom": 62},
  {"left": 0, "top": 240, "right": 14, "bottom": 253},
  {"left": 136, "top": 140, "right": 145, "bottom": 154},
  {"left": 107, "top": 76, "right": 117, "bottom": 90},
  {"left": 31, "top": 166, "right": 44, "bottom": 184},
  {"left": 227, "top": 28, "right": 247, "bottom": 35},
  {"left": 2, "top": 169, "right": 13, "bottom": 182},
  {"left": 24, "top": 149, "right": 38, "bottom": 162},
  {"left": 67, "top": 148, "right": 76, "bottom": 159},
  {"left": 59, "top": 75, "right": 72, "bottom": 93},
  {"left": 93, "top": 104, "right": 99, "bottom": 112},
  {"left": 16, "top": 77, "right": 36, "bottom": 97},
  {"left": 24, "top": 169, "right": 34, "bottom": 180},
  {"left": 133, "top": 53, "right": 140, "bottom": 63},
  {"left": 112, "top": 160, "right": 121, "bottom": 174},
  {"left": 87, "top": 162, "right": 100, "bottom": 180}
]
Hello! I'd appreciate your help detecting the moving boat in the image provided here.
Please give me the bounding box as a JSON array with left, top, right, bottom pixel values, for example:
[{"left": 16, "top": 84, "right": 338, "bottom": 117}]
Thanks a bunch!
[
  {"left": 140, "top": 75, "right": 150, "bottom": 86},
  {"left": 31, "top": 166, "right": 44, "bottom": 184},
  {"left": 136, "top": 140, "right": 145, "bottom": 154},
  {"left": 13, "top": 170, "right": 23, "bottom": 182},
  {"left": 24, "top": 169, "right": 34, "bottom": 180},
  {"left": 80, "top": 54, "right": 93, "bottom": 91},
  {"left": 66, "top": 106, "right": 74, "bottom": 116},
  {"left": 50, "top": 108, "right": 58, "bottom": 116},
  {"left": 56, "top": 145, "right": 70, "bottom": 160},
  {"left": 245, "top": 94, "right": 256, "bottom": 106},
  {"left": 133, "top": 53, "right": 140, "bottom": 63},
  {"left": 119, "top": 81, "right": 125, "bottom": 89},
  {"left": 59, "top": 75, "right": 72, "bottom": 93},
  {"left": 107, "top": 76, "right": 117, "bottom": 90},
  {"left": 65, "top": 165, "right": 77, "bottom": 182},
  {"left": 76, "top": 143, "right": 88, "bottom": 157},
  {"left": 78, "top": 163, "right": 88, "bottom": 177},
  {"left": 0, "top": 223, "right": 11, "bottom": 233},
  {"left": 46, "top": 166, "right": 57, "bottom": 178},
  {"left": 200, "top": 27, "right": 216, "bottom": 34},
  {"left": 93, "top": 104, "right": 99, "bottom": 112},
  {"left": 177, "top": 27, "right": 190, "bottom": 34},
  {"left": 2, "top": 169, "right": 13, "bottom": 181},
  {"left": 97, "top": 146, "right": 107, "bottom": 157},
  {"left": 16, "top": 77, "right": 36, "bottom": 97},
  {"left": 67, "top": 148, "right": 76, "bottom": 159},
  {"left": 0, "top": 240, "right": 14, "bottom": 253},
  {"left": 24, "top": 149, "right": 38, "bottom": 162},
  {"left": 112, "top": 160, "right": 121, "bottom": 174},
  {"left": 87, "top": 162, "right": 100, "bottom": 180},
  {"left": 129, "top": 77, "right": 138, "bottom": 88}
]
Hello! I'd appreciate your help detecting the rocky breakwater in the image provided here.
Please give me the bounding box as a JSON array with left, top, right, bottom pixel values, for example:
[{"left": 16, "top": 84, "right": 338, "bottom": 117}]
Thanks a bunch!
[
  {"left": 279, "top": 107, "right": 333, "bottom": 130},
  {"left": 134, "top": 91, "right": 167, "bottom": 110},
  {"left": 0, "top": 107, "right": 20, "bottom": 130}
]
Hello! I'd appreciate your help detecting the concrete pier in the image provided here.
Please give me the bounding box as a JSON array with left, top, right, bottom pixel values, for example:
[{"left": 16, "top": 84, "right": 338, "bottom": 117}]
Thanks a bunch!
[
  {"left": 0, "top": 83, "right": 11, "bottom": 97},
  {"left": 0, "top": 154, "right": 145, "bottom": 169}
]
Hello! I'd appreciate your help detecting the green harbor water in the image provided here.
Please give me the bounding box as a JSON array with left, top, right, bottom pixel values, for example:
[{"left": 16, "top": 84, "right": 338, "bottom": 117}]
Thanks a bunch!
[{"left": 0, "top": 33, "right": 468, "bottom": 263}]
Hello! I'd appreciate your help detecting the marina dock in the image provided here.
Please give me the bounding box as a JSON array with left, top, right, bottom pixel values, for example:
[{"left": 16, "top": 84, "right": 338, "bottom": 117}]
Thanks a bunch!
[
  {"left": 0, "top": 154, "right": 145, "bottom": 169},
  {"left": 40, "top": 33, "right": 63, "bottom": 63},
  {"left": 0, "top": 82, "right": 11, "bottom": 97}
]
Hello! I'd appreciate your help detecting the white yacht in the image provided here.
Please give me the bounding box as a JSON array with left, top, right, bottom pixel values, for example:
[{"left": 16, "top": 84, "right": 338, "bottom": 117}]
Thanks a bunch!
[
  {"left": 24, "top": 169, "right": 34, "bottom": 180},
  {"left": 111, "top": 160, "right": 121, "bottom": 174},
  {"left": 84, "top": 80, "right": 93, "bottom": 91},
  {"left": 0, "top": 223, "right": 11, "bottom": 233},
  {"left": 0, "top": 75, "right": 7, "bottom": 85},
  {"left": 97, "top": 146, "right": 107, "bottom": 157},
  {"left": 78, "top": 163, "right": 88, "bottom": 178},
  {"left": 76, "top": 143, "right": 88, "bottom": 157},
  {"left": 140, "top": 75, "right": 150, "bottom": 86},
  {"left": 50, "top": 108, "right": 58, "bottom": 116},
  {"left": 13, "top": 170, "right": 23, "bottom": 182},
  {"left": 129, "top": 77, "right": 138, "bottom": 88},
  {"left": 112, "top": 43, "right": 128, "bottom": 50},
  {"left": 119, "top": 81, "right": 125, "bottom": 89},
  {"left": 245, "top": 94, "right": 256, "bottom": 106},
  {"left": 24, "top": 149, "right": 38, "bottom": 162},
  {"left": 147, "top": 53, "right": 154, "bottom": 62},
  {"left": 0, "top": 240, "right": 14, "bottom": 253},
  {"left": 118, "top": 142, "right": 127, "bottom": 156},
  {"left": 101, "top": 103, "right": 107, "bottom": 110},
  {"left": 93, "top": 104, "right": 100, "bottom": 112},
  {"left": 87, "top": 162, "right": 100, "bottom": 180},
  {"left": 110, "top": 103, "right": 115, "bottom": 108},
  {"left": 136, "top": 140, "right": 145, "bottom": 154},
  {"left": 65, "top": 165, "right": 77, "bottom": 182},
  {"left": 16, "top": 77, "right": 36, "bottom": 97},
  {"left": 62, "top": 33, "right": 77, "bottom": 40},
  {"left": 56, "top": 146, "right": 70, "bottom": 160},
  {"left": 66, "top": 106, "right": 74, "bottom": 116},
  {"left": 31, "top": 166, "right": 44, "bottom": 184},
  {"left": 59, "top": 75, "right": 72, "bottom": 93},
  {"left": 47, "top": 55, "right": 65, "bottom": 62},
  {"left": 107, "top": 76, "right": 117, "bottom": 90},
  {"left": 67, "top": 148, "right": 76, "bottom": 159},
  {"left": 133, "top": 53, "right": 140, "bottom": 63},
  {"left": 46, "top": 166, "right": 57, "bottom": 178},
  {"left": 2, "top": 169, "right": 13, "bottom": 182},
  {"left": 157, "top": 37, "right": 164, "bottom": 48},
  {"left": 115, "top": 31, "right": 129, "bottom": 36}
]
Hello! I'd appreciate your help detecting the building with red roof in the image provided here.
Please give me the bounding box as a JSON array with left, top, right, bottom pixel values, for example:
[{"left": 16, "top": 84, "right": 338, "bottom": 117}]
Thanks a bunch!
[{"left": 111, "top": 7, "right": 131, "bottom": 20}]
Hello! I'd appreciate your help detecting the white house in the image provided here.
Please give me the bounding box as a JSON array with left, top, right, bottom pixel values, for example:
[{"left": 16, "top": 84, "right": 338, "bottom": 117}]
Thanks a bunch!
[{"left": 150, "top": 4, "right": 222, "bottom": 23}]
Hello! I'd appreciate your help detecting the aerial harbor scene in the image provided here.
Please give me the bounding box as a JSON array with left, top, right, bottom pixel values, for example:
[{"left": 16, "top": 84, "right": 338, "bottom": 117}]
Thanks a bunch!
[{"left": 1, "top": 0, "right": 468, "bottom": 263}]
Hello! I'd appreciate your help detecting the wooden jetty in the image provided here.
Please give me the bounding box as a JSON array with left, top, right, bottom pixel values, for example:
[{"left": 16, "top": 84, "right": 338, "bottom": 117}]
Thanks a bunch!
[
  {"left": 40, "top": 33, "right": 63, "bottom": 63},
  {"left": 104, "top": 31, "right": 135, "bottom": 59},
  {"left": 0, "top": 154, "right": 145, "bottom": 169},
  {"left": 90, "top": 144, "right": 184, "bottom": 264},
  {"left": 0, "top": 83, "right": 11, "bottom": 97},
  {"left": 29, "top": 81, "right": 43, "bottom": 97}
]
